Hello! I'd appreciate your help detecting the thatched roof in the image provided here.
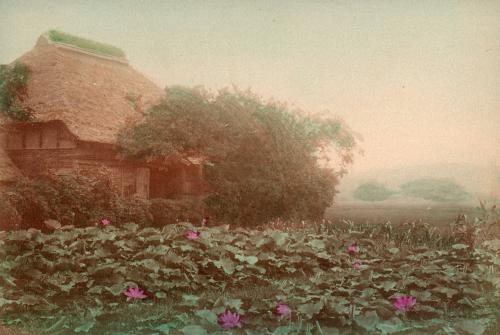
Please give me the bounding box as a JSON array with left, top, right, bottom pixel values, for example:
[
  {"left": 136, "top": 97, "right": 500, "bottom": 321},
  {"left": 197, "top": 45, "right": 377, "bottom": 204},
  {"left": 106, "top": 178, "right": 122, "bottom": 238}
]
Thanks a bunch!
[{"left": 14, "top": 33, "right": 163, "bottom": 144}]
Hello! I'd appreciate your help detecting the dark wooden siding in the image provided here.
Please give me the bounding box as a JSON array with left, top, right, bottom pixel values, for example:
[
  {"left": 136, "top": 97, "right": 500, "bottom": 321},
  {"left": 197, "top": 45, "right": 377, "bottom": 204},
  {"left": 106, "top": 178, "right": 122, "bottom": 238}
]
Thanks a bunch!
[
  {"left": 5, "top": 121, "right": 208, "bottom": 200},
  {"left": 6, "top": 121, "right": 76, "bottom": 150}
]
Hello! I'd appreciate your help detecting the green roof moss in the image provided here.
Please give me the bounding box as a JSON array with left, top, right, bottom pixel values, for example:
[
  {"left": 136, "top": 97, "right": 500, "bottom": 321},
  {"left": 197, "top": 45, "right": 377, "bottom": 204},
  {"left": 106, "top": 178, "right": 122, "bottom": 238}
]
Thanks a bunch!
[{"left": 48, "top": 30, "right": 126, "bottom": 59}]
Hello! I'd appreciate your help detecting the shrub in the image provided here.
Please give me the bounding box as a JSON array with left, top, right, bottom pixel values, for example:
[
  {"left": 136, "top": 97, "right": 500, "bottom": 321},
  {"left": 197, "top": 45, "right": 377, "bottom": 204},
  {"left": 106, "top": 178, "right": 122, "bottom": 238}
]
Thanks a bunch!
[
  {"left": 353, "top": 182, "right": 395, "bottom": 201},
  {"left": 149, "top": 198, "right": 202, "bottom": 226},
  {"left": 0, "top": 62, "right": 33, "bottom": 121},
  {"left": 0, "top": 171, "right": 206, "bottom": 231},
  {"left": 3, "top": 172, "right": 120, "bottom": 229},
  {"left": 0, "top": 192, "right": 21, "bottom": 230},
  {"left": 1, "top": 170, "right": 158, "bottom": 229},
  {"left": 400, "top": 178, "right": 470, "bottom": 202},
  {"left": 113, "top": 197, "right": 152, "bottom": 226},
  {"left": 118, "top": 87, "right": 357, "bottom": 226}
]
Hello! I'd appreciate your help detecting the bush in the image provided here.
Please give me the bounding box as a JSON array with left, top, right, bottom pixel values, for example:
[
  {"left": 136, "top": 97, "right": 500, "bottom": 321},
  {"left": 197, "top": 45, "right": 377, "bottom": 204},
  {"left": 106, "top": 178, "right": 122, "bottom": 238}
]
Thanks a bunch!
[
  {"left": 353, "top": 182, "right": 395, "bottom": 201},
  {"left": 118, "top": 87, "right": 357, "bottom": 226},
  {"left": 2, "top": 171, "right": 156, "bottom": 229},
  {"left": 0, "top": 172, "right": 204, "bottom": 231},
  {"left": 0, "top": 192, "right": 21, "bottom": 230},
  {"left": 149, "top": 198, "right": 202, "bottom": 226},
  {"left": 3, "top": 172, "right": 121, "bottom": 229},
  {"left": 400, "top": 178, "right": 470, "bottom": 202},
  {"left": 113, "top": 197, "right": 152, "bottom": 226},
  {"left": 0, "top": 62, "right": 33, "bottom": 121}
]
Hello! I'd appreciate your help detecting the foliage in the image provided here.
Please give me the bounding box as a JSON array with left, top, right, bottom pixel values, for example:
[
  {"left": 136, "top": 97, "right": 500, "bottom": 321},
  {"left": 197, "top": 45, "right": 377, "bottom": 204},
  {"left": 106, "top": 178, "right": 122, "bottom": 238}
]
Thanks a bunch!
[
  {"left": 0, "top": 220, "right": 498, "bottom": 334},
  {"left": 0, "top": 194, "right": 21, "bottom": 230},
  {"left": 118, "top": 87, "right": 357, "bottom": 225},
  {"left": 400, "top": 178, "right": 470, "bottom": 202},
  {"left": 149, "top": 198, "right": 202, "bottom": 227},
  {"left": 0, "top": 62, "right": 33, "bottom": 121},
  {"left": 0, "top": 172, "right": 205, "bottom": 230},
  {"left": 450, "top": 200, "right": 500, "bottom": 249},
  {"left": 48, "top": 30, "right": 126, "bottom": 59},
  {"left": 353, "top": 182, "right": 395, "bottom": 201},
  {"left": 2, "top": 171, "right": 123, "bottom": 229}
]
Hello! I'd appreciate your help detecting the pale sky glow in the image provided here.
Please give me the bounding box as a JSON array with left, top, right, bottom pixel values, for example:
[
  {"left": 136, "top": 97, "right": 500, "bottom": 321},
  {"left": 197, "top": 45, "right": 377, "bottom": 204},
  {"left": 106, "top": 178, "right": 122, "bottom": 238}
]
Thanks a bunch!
[{"left": 1, "top": 0, "right": 499, "bottom": 174}]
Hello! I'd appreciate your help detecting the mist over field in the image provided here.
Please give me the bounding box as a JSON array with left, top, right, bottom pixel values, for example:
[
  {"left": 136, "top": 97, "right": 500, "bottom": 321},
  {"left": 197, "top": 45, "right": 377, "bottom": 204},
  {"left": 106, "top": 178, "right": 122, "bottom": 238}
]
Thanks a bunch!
[{"left": 338, "top": 162, "right": 497, "bottom": 203}]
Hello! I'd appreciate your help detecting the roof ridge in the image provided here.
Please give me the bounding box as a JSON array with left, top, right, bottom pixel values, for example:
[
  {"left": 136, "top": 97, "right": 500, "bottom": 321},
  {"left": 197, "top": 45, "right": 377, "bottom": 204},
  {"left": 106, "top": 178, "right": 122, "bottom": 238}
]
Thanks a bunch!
[{"left": 41, "top": 33, "right": 129, "bottom": 65}]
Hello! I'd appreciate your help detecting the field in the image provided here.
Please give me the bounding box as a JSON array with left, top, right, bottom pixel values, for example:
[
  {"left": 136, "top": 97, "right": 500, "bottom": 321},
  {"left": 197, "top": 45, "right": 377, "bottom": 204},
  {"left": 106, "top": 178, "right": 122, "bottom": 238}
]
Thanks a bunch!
[
  {"left": 0, "top": 211, "right": 499, "bottom": 335},
  {"left": 326, "top": 202, "right": 479, "bottom": 229}
]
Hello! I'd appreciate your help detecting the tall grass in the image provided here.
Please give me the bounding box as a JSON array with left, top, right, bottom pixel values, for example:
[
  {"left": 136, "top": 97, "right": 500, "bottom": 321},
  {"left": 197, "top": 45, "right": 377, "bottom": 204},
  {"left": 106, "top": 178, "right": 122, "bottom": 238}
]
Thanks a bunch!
[{"left": 48, "top": 30, "right": 126, "bottom": 58}]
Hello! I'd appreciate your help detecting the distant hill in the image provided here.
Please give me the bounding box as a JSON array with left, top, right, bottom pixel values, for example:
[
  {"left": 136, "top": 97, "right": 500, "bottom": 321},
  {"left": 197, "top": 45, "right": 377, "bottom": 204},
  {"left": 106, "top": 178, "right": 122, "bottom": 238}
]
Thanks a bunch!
[{"left": 337, "top": 162, "right": 496, "bottom": 203}]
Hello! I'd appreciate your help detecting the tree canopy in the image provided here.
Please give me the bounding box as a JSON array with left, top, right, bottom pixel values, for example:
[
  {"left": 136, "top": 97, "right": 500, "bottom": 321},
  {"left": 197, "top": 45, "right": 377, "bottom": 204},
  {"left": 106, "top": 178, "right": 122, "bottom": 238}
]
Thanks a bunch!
[
  {"left": 400, "top": 178, "right": 470, "bottom": 202},
  {"left": 353, "top": 182, "right": 395, "bottom": 201},
  {"left": 118, "top": 87, "right": 356, "bottom": 225}
]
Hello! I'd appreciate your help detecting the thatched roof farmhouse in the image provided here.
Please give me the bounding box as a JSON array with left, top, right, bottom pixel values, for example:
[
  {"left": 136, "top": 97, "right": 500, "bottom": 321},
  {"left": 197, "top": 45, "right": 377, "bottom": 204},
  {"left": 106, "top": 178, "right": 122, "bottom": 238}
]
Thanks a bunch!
[{"left": 0, "top": 31, "right": 207, "bottom": 199}]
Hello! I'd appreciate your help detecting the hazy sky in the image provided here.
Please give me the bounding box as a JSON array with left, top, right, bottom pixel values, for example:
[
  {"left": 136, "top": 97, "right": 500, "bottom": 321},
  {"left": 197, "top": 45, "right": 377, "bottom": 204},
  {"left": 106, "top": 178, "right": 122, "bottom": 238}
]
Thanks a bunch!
[{"left": 1, "top": 0, "right": 499, "bottom": 173}]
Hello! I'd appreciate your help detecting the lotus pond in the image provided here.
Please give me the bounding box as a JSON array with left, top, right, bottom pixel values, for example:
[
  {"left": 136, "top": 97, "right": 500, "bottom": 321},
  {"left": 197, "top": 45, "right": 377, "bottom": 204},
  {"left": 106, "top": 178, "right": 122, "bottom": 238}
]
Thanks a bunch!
[{"left": 0, "top": 220, "right": 499, "bottom": 334}]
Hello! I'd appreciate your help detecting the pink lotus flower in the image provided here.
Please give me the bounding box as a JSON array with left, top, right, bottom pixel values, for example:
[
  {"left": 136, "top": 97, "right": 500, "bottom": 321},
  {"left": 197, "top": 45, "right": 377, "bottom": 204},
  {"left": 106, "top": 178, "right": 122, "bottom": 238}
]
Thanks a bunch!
[
  {"left": 352, "top": 261, "right": 362, "bottom": 269},
  {"left": 347, "top": 243, "right": 359, "bottom": 254},
  {"left": 393, "top": 295, "right": 417, "bottom": 312},
  {"left": 123, "top": 287, "right": 147, "bottom": 301},
  {"left": 275, "top": 302, "right": 292, "bottom": 318},
  {"left": 101, "top": 218, "right": 111, "bottom": 226},
  {"left": 218, "top": 309, "right": 242, "bottom": 329},
  {"left": 185, "top": 230, "right": 201, "bottom": 240}
]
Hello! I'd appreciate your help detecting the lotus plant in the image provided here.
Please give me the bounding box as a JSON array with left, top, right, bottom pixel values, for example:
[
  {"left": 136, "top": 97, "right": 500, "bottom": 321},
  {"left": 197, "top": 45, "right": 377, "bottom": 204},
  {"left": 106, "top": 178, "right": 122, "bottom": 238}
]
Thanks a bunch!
[
  {"left": 352, "top": 261, "right": 362, "bottom": 270},
  {"left": 347, "top": 242, "right": 359, "bottom": 254},
  {"left": 123, "top": 287, "right": 147, "bottom": 301},
  {"left": 393, "top": 295, "right": 417, "bottom": 312},
  {"left": 275, "top": 302, "right": 292, "bottom": 319},
  {"left": 218, "top": 309, "right": 242, "bottom": 329},
  {"left": 185, "top": 230, "right": 201, "bottom": 240},
  {"left": 101, "top": 218, "right": 111, "bottom": 226}
]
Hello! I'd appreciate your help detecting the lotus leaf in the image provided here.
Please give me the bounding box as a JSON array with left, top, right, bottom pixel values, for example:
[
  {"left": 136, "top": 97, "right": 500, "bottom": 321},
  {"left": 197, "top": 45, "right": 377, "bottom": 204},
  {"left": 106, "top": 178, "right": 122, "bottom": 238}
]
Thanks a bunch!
[
  {"left": 354, "top": 310, "right": 380, "bottom": 331},
  {"left": 155, "top": 322, "right": 176, "bottom": 334},
  {"left": 297, "top": 301, "right": 324, "bottom": 318},
  {"left": 308, "top": 239, "right": 325, "bottom": 250},
  {"left": 269, "top": 232, "right": 289, "bottom": 247},
  {"left": 74, "top": 319, "right": 96, "bottom": 333},
  {"left": 105, "top": 283, "right": 126, "bottom": 296},
  {"left": 452, "top": 244, "right": 469, "bottom": 250},
  {"left": 235, "top": 254, "right": 258, "bottom": 265},
  {"left": 375, "top": 317, "right": 407, "bottom": 334},
  {"left": 194, "top": 309, "right": 218, "bottom": 324},
  {"left": 454, "top": 319, "right": 487, "bottom": 335},
  {"left": 182, "top": 294, "right": 200, "bottom": 307},
  {"left": 213, "top": 258, "right": 235, "bottom": 275}
]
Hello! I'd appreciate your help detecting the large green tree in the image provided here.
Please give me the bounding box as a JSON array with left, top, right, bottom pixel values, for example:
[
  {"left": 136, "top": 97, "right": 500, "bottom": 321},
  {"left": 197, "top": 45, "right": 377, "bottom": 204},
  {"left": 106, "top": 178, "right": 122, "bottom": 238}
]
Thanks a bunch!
[{"left": 118, "top": 87, "right": 356, "bottom": 225}]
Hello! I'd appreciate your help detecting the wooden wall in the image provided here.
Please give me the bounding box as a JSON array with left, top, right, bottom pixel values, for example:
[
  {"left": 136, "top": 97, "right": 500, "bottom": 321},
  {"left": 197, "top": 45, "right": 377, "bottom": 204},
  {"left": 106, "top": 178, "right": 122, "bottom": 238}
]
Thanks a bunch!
[
  {"left": 5, "top": 121, "right": 207, "bottom": 200},
  {"left": 6, "top": 121, "right": 77, "bottom": 150}
]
